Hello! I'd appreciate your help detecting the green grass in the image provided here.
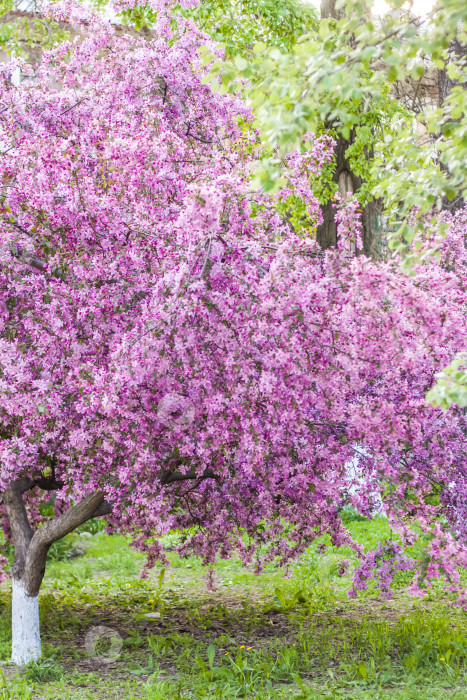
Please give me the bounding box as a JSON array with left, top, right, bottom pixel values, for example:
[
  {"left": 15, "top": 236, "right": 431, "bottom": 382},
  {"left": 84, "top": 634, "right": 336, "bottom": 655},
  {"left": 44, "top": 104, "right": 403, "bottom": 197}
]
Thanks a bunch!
[{"left": 0, "top": 517, "right": 466, "bottom": 698}]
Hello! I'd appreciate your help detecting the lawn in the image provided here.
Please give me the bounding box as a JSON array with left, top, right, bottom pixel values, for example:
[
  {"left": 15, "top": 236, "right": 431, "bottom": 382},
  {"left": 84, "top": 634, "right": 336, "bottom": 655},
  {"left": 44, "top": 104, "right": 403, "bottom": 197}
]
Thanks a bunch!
[{"left": 0, "top": 515, "right": 466, "bottom": 699}]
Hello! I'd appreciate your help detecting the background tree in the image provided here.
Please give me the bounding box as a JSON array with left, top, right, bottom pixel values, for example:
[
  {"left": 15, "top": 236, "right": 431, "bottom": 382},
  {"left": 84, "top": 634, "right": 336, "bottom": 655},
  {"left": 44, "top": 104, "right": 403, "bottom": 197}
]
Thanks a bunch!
[
  {"left": 211, "top": 0, "right": 466, "bottom": 260},
  {"left": 120, "top": 0, "right": 318, "bottom": 56},
  {"left": 199, "top": 0, "right": 413, "bottom": 255},
  {"left": 0, "top": 0, "right": 67, "bottom": 59},
  {"left": 438, "top": 37, "right": 467, "bottom": 213}
]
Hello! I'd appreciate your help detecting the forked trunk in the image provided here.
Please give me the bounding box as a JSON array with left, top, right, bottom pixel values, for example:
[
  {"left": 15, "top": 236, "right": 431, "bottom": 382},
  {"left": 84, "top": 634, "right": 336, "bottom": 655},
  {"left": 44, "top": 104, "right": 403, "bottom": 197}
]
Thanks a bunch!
[{"left": 11, "top": 578, "right": 41, "bottom": 665}]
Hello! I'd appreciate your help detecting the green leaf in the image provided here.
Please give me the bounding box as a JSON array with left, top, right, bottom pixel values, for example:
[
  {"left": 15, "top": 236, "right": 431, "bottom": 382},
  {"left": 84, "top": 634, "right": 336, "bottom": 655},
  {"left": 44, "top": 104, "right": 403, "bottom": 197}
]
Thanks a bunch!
[
  {"left": 234, "top": 56, "right": 248, "bottom": 72},
  {"left": 253, "top": 41, "right": 266, "bottom": 55},
  {"left": 209, "top": 78, "right": 219, "bottom": 94},
  {"left": 413, "top": 64, "right": 425, "bottom": 78},
  {"left": 387, "top": 65, "right": 398, "bottom": 82},
  {"left": 319, "top": 20, "right": 331, "bottom": 40},
  {"left": 207, "top": 644, "right": 216, "bottom": 669},
  {"left": 269, "top": 47, "right": 282, "bottom": 61}
]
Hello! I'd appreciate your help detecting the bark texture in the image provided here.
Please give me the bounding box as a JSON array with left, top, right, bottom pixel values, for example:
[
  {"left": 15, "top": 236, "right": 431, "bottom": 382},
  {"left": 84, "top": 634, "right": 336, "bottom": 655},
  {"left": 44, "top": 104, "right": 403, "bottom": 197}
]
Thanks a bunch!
[
  {"left": 2, "top": 479, "right": 34, "bottom": 580},
  {"left": 22, "top": 492, "right": 107, "bottom": 596},
  {"left": 316, "top": 133, "right": 379, "bottom": 256},
  {"left": 11, "top": 579, "right": 41, "bottom": 666},
  {"left": 320, "top": 0, "right": 344, "bottom": 20}
]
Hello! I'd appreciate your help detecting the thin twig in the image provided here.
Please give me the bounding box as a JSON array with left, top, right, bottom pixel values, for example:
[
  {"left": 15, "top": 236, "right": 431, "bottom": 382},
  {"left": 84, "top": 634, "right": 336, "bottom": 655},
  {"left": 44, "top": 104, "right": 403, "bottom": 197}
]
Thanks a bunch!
[
  {"left": 58, "top": 98, "right": 86, "bottom": 118},
  {"left": 199, "top": 236, "right": 212, "bottom": 279}
]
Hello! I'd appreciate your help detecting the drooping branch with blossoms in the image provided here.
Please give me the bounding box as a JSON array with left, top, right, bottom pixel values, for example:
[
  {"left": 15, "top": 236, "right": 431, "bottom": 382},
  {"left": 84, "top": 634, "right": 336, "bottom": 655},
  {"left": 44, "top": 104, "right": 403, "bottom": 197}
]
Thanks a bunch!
[
  {"left": 333, "top": 192, "right": 363, "bottom": 252},
  {"left": 0, "top": 0, "right": 467, "bottom": 664}
]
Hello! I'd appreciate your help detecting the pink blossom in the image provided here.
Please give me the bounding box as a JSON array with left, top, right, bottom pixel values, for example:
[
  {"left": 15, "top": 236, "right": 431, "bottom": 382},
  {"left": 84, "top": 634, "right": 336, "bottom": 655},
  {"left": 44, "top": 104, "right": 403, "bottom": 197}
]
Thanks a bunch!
[{"left": 0, "top": 2, "right": 466, "bottom": 604}]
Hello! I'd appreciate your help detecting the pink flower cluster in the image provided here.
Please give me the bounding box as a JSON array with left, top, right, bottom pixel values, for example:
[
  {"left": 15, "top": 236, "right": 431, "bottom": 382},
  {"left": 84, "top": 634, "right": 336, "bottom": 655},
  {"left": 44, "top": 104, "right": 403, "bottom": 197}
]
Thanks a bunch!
[
  {"left": 0, "top": 2, "right": 466, "bottom": 601},
  {"left": 0, "top": 553, "right": 8, "bottom": 584},
  {"left": 349, "top": 541, "right": 415, "bottom": 600},
  {"left": 333, "top": 192, "right": 363, "bottom": 251}
]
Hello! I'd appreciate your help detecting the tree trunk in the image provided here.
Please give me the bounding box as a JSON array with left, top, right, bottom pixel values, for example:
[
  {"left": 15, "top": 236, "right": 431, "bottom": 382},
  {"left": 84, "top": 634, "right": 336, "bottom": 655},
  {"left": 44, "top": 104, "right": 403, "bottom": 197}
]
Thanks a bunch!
[
  {"left": 320, "top": 0, "right": 344, "bottom": 20},
  {"left": 317, "top": 2, "right": 378, "bottom": 254},
  {"left": 11, "top": 578, "right": 41, "bottom": 665},
  {"left": 316, "top": 133, "right": 379, "bottom": 255},
  {"left": 2, "top": 482, "right": 111, "bottom": 665}
]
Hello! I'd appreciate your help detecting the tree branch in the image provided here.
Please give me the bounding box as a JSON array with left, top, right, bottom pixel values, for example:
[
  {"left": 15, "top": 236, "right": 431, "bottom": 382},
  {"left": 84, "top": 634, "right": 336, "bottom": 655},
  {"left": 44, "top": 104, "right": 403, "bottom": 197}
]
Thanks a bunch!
[
  {"left": 22, "top": 492, "right": 106, "bottom": 595},
  {"left": 9, "top": 243, "right": 64, "bottom": 279},
  {"left": 91, "top": 500, "right": 113, "bottom": 518},
  {"left": 58, "top": 97, "right": 86, "bottom": 117},
  {"left": 199, "top": 236, "right": 212, "bottom": 279},
  {"left": 160, "top": 468, "right": 218, "bottom": 485}
]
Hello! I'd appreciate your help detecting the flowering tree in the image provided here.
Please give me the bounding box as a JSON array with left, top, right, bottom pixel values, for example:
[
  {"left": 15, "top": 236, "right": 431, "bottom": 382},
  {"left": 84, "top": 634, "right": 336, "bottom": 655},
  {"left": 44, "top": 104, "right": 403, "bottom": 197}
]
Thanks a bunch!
[{"left": 0, "top": 1, "right": 467, "bottom": 665}]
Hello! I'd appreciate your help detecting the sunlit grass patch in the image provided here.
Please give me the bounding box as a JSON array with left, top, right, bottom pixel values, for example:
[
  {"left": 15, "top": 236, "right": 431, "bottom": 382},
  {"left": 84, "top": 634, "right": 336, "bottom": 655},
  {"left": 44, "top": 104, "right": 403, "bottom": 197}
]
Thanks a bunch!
[{"left": 0, "top": 519, "right": 466, "bottom": 699}]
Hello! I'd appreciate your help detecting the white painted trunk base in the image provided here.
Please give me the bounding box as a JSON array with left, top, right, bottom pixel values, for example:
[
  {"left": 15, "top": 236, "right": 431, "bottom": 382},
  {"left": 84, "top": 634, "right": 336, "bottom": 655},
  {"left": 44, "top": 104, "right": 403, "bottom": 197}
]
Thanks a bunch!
[{"left": 11, "top": 578, "right": 41, "bottom": 665}]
